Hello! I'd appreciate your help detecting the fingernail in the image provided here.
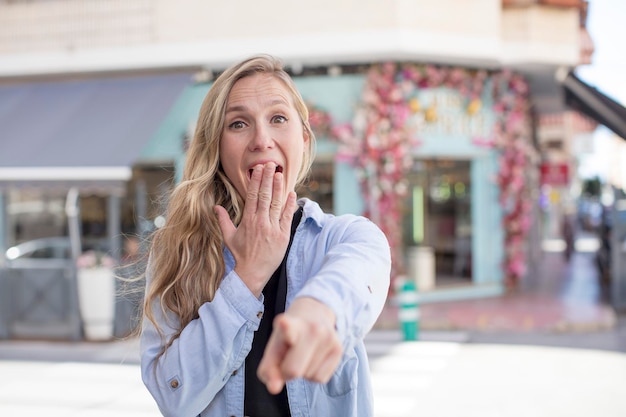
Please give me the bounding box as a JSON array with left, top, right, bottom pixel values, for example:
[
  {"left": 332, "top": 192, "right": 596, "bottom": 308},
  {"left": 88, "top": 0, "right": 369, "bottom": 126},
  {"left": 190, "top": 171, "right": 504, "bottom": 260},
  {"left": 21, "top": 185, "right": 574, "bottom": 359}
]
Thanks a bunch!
[{"left": 269, "top": 380, "right": 283, "bottom": 394}]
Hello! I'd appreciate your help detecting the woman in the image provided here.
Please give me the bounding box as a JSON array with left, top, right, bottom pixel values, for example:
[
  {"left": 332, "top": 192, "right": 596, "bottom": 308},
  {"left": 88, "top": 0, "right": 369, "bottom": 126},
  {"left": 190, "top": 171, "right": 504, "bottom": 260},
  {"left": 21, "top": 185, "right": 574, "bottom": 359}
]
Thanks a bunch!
[{"left": 140, "top": 54, "right": 391, "bottom": 417}]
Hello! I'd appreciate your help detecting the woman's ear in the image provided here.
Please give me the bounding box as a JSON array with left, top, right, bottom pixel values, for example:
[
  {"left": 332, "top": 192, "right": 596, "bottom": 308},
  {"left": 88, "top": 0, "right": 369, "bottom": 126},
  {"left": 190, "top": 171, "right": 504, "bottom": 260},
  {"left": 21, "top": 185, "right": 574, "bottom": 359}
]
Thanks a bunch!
[{"left": 303, "top": 127, "right": 310, "bottom": 144}]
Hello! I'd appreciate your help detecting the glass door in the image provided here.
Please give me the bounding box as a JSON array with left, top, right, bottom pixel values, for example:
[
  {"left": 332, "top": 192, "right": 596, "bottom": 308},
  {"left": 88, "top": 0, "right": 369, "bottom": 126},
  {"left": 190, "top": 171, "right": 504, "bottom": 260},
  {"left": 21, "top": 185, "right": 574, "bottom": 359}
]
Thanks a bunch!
[{"left": 403, "top": 159, "right": 472, "bottom": 288}]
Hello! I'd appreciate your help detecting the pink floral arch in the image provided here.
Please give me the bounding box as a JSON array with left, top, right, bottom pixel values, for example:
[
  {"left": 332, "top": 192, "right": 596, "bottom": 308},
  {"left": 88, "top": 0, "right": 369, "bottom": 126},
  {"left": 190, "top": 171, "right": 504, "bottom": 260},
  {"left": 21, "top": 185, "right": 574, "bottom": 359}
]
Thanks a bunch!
[{"left": 308, "top": 63, "right": 536, "bottom": 289}]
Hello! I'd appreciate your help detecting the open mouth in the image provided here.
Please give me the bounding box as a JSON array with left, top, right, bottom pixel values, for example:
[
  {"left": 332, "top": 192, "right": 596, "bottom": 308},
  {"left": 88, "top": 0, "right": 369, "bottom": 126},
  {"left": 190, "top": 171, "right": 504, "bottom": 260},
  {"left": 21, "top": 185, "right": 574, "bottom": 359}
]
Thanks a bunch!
[{"left": 248, "top": 165, "right": 283, "bottom": 179}]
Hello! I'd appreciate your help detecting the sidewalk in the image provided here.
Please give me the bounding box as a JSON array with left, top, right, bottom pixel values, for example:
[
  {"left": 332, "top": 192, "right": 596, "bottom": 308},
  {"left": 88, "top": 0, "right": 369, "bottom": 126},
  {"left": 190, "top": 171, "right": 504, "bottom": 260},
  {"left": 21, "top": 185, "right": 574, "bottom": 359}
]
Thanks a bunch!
[{"left": 377, "top": 233, "right": 617, "bottom": 333}]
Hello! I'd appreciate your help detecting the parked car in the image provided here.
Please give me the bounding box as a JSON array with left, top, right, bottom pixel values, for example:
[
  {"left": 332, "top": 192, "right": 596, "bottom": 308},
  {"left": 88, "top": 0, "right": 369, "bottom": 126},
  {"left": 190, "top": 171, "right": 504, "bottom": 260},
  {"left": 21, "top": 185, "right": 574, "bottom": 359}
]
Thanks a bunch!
[
  {"left": 4, "top": 237, "right": 74, "bottom": 270},
  {"left": 5, "top": 237, "right": 72, "bottom": 261},
  {"left": 577, "top": 198, "right": 603, "bottom": 231},
  {"left": 4, "top": 237, "right": 108, "bottom": 267}
]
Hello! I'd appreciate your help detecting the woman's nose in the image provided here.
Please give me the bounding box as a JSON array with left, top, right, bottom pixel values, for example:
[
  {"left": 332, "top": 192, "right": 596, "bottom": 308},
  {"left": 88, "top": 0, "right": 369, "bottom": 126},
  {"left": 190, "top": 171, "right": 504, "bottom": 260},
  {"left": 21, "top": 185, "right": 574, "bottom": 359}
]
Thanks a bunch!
[{"left": 248, "top": 124, "right": 274, "bottom": 151}]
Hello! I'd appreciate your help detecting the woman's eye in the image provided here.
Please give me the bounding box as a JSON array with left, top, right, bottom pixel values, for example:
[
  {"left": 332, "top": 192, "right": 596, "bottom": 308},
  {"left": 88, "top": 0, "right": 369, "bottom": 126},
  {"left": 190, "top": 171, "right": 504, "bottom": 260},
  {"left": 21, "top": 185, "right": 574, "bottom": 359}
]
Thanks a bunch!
[
  {"left": 272, "top": 115, "right": 287, "bottom": 124},
  {"left": 229, "top": 120, "right": 245, "bottom": 129}
]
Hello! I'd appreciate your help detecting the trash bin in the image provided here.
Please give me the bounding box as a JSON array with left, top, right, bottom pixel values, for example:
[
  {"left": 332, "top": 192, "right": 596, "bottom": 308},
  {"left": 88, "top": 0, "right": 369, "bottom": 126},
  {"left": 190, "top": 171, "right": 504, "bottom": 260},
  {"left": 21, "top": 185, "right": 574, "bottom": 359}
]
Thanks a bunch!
[{"left": 408, "top": 246, "right": 435, "bottom": 291}]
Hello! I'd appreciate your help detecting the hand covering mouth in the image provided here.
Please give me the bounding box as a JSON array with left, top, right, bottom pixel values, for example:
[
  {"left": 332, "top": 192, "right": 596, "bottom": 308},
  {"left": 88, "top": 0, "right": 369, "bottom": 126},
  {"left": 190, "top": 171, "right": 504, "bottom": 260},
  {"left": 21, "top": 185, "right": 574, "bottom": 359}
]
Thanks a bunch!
[{"left": 248, "top": 165, "right": 283, "bottom": 178}]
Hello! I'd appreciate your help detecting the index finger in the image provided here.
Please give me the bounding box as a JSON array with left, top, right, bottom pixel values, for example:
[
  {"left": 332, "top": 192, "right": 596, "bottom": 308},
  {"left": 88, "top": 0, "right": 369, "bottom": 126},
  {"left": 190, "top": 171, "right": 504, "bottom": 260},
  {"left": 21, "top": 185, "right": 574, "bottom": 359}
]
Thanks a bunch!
[
  {"left": 244, "top": 164, "right": 263, "bottom": 215},
  {"left": 258, "top": 316, "right": 295, "bottom": 394}
]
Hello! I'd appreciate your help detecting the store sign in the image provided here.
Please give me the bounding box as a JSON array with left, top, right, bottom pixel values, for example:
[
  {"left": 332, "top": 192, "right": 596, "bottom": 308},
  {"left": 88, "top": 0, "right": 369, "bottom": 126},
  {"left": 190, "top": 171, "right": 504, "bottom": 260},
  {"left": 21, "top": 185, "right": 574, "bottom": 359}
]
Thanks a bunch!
[
  {"left": 407, "top": 88, "right": 493, "bottom": 139},
  {"left": 540, "top": 163, "right": 569, "bottom": 186}
]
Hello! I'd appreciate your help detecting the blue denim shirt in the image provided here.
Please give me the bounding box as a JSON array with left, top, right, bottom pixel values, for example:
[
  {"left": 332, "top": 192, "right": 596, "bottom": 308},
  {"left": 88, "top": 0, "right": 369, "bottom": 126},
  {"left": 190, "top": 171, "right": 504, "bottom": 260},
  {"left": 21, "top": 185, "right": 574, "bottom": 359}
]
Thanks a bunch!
[{"left": 140, "top": 199, "right": 391, "bottom": 417}]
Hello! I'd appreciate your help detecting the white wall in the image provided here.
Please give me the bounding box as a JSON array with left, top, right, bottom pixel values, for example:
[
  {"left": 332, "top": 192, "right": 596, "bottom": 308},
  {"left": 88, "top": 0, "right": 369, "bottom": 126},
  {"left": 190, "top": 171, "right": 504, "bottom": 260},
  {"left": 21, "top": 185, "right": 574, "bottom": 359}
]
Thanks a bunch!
[
  {"left": 0, "top": 0, "right": 580, "bottom": 76},
  {"left": 501, "top": 5, "right": 580, "bottom": 65}
]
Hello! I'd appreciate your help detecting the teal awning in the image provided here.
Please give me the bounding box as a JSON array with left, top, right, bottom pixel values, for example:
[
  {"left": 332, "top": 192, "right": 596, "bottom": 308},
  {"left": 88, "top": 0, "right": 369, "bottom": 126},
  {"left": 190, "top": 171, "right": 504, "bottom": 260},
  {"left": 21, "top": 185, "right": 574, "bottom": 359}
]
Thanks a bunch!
[{"left": 141, "top": 81, "right": 212, "bottom": 183}]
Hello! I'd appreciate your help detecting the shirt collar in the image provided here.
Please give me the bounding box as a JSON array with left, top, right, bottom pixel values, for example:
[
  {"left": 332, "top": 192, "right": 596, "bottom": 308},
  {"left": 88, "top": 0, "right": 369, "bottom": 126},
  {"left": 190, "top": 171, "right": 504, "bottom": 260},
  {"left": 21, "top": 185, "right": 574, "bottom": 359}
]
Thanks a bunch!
[{"left": 298, "top": 197, "right": 325, "bottom": 228}]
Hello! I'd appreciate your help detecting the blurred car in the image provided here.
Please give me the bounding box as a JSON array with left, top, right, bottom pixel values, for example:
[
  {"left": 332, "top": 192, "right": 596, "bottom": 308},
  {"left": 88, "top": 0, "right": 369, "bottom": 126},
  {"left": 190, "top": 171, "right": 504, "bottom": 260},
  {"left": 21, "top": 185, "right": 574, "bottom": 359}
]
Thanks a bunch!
[
  {"left": 578, "top": 199, "right": 603, "bottom": 231},
  {"left": 5, "top": 237, "right": 72, "bottom": 261},
  {"left": 4, "top": 237, "right": 73, "bottom": 269}
]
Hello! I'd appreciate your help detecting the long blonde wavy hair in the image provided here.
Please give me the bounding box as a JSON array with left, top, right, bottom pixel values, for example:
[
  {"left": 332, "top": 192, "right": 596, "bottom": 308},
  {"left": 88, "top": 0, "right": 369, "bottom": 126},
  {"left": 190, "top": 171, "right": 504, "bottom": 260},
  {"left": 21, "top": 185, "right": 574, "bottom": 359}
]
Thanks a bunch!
[{"left": 143, "top": 55, "right": 316, "bottom": 351}]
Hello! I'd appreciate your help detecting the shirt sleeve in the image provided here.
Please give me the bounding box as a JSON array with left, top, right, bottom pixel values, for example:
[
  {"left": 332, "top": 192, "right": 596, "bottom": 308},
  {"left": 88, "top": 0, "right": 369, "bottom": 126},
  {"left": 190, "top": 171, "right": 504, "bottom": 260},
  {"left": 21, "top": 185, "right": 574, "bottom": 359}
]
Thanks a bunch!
[
  {"left": 140, "top": 268, "right": 264, "bottom": 417},
  {"left": 293, "top": 215, "right": 391, "bottom": 354}
]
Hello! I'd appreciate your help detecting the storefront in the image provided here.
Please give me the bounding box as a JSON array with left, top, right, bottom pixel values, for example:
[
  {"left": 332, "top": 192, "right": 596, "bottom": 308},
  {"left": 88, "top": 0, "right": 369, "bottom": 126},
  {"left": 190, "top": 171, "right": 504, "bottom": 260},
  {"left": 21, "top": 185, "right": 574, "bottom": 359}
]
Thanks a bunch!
[
  {"left": 295, "top": 64, "right": 537, "bottom": 301},
  {"left": 100, "top": 62, "right": 537, "bottom": 302},
  {"left": 0, "top": 72, "right": 192, "bottom": 248},
  {"left": 0, "top": 72, "right": 191, "bottom": 339}
]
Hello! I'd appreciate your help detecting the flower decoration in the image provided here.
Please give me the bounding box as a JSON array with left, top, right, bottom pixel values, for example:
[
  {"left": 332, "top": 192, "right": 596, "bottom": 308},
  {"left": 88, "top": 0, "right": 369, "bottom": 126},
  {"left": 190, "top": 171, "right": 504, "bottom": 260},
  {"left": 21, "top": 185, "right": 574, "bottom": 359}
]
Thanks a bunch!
[
  {"left": 331, "top": 62, "right": 420, "bottom": 279},
  {"left": 333, "top": 62, "right": 535, "bottom": 289},
  {"left": 76, "top": 250, "right": 116, "bottom": 269},
  {"left": 307, "top": 102, "right": 336, "bottom": 139}
]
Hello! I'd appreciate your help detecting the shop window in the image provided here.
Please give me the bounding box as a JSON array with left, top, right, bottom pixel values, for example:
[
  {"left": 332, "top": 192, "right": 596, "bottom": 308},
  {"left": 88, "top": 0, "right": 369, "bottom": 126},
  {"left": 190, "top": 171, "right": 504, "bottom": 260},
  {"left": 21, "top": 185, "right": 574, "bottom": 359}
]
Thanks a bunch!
[
  {"left": 123, "top": 164, "right": 175, "bottom": 235},
  {"left": 296, "top": 160, "right": 334, "bottom": 213},
  {"left": 8, "top": 189, "right": 67, "bottom": 244}
]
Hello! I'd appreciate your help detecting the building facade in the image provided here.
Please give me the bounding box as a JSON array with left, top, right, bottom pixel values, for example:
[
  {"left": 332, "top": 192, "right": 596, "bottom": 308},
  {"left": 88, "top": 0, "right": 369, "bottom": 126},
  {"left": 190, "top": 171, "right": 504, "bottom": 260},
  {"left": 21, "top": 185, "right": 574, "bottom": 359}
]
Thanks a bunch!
[{"left": 0, "top": 0, "right": 595, "bottom": 338}]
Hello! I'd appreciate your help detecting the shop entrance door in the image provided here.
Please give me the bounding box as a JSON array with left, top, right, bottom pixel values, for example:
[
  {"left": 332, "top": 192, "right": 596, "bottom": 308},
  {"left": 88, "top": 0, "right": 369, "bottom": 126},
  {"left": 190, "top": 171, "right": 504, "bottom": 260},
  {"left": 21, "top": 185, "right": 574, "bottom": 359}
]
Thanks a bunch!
[{"left": 403, "top": 159, "right": 472, "bottom": 288}]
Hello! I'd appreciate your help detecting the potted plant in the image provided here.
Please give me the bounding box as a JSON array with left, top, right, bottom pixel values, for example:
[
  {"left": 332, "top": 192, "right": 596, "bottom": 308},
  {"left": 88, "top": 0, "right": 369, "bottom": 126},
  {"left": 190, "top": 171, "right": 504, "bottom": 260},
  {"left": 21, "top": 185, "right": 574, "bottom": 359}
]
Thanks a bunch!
[{"left": 76, "top": 250, "right": 116, "bottom": 341}]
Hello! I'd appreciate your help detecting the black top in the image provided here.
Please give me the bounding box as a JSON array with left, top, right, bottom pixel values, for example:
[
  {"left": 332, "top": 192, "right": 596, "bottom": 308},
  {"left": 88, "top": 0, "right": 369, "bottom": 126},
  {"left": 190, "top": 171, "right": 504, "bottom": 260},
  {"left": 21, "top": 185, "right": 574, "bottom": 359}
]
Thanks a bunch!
[{"left": 244, "top": 207, "right": 303, "bottom": 417}]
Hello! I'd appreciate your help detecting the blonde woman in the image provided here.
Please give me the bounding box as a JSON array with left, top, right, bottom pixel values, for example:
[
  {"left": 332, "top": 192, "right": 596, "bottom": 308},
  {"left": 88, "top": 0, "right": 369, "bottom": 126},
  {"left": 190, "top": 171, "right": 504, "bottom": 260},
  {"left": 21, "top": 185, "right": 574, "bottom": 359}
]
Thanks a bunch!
[{"left": 140, "top": 54, "right": 391, "bottom": 417}]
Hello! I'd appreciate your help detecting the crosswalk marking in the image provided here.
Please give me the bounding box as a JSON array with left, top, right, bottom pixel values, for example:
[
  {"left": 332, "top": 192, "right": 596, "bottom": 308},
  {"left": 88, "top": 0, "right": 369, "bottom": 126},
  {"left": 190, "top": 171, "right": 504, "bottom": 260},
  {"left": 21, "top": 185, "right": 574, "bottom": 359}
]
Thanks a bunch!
[{"left": 366, "top": 331, "right": 463, "bottom": 417}]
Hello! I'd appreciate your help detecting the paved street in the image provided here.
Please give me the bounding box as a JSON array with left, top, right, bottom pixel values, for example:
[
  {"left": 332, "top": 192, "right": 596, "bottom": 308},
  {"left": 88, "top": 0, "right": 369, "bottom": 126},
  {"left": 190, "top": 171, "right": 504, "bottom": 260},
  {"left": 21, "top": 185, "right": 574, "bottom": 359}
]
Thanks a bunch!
[{"left": 1, "top": 330, "right": 625, "bottom": 417}]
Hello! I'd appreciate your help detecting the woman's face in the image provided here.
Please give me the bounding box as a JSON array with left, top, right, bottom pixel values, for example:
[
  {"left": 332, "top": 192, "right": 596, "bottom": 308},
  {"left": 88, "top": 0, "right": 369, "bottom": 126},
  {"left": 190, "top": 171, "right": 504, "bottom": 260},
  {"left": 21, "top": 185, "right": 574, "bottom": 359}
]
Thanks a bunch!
[{"left": 219, "top": 73, "right": 308, "bottom": 202}]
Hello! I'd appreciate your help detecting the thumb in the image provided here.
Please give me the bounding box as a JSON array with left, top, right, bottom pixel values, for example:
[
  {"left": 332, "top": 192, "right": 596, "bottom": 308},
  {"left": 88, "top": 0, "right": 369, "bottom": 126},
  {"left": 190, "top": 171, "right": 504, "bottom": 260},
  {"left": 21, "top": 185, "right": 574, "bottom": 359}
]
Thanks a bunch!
[{"left": 214, "top": 205, "right": 236, "bottom": 242}]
